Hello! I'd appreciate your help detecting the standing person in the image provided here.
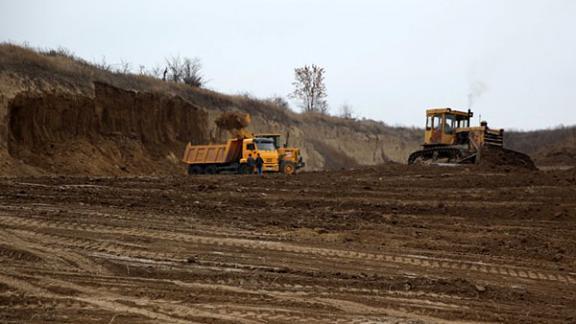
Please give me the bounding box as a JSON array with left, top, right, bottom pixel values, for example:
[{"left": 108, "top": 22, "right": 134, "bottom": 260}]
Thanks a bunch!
[
  {"left": 255, "top": 153, "right": 264, "bottom": 176},
  {"left": 246, "top": 154, "right": 255, "bottom": 174}
]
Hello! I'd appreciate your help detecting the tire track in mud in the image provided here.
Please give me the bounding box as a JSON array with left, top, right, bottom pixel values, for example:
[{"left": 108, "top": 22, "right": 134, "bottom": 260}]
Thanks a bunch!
[
  {"left": 0, "top": 228, "right": 106, "bottom": 274},
  {"left": 176, "top": 234, "right": 576, "bottom": 284},
  {"left": 202, "top": 306, "right": 423, "bottom": 324},
  {"left": 0, "top": 269, "right": 422, "bottom": 324},
  {"left": 0, "top": 218, "right": 552, "bottom": 322},
  {"left": 0, "top": 272, "right": 200, "bottom": 324},
  {"left": 1, "top": 213, "right": 574, "bottom": 285},
  {"left": 25, "top": 266, "right": 475, "bottom": 308},
  {"left": 0, "top": 270, "right": 336, "bottom": 324},
  {"left": 0, "top": 204, "right": 278, "bottom": 239},
  {"left": 34, "top": 265, "right": 474, "bottom": 307}
]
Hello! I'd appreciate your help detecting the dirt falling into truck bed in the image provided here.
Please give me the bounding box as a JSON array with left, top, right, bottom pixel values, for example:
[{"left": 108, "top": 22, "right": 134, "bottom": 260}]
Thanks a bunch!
[
  {"left": 4, "top": 82, "right": 209, "bottom": 175},
  {"left": 214, "top": 111, "right": 251, "bottom": 131}
]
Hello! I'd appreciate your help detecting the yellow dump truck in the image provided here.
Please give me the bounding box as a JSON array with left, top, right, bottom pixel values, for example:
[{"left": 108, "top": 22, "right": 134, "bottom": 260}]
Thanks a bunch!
[{"left": 182, "top": 135, "right": 305, "bottom": 175}]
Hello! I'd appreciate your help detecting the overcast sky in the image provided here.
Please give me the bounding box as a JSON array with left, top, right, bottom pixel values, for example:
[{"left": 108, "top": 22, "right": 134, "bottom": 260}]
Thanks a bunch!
[{"left": 1, "top": 0, "right": 575, "bottom": 129}]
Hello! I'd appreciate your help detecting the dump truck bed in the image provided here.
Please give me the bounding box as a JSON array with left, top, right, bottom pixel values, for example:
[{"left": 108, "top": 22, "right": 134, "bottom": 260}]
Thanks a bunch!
[{"left": 182, "top": 139, "right": 242, "bottom": 165}]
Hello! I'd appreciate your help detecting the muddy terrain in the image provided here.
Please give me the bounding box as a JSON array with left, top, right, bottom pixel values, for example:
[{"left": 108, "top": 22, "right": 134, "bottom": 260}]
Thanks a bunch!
[{"left": 0, "top": 164, "right": 575, "bottom": 323}]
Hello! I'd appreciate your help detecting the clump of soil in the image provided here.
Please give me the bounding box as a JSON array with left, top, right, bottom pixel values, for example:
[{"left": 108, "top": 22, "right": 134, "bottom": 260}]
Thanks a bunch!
[
  {"left": 215, "top": 112, "right": 251, "bottom": 131},
  {"left": 477, "top": 146, "right": 536, "bottom": 171}
]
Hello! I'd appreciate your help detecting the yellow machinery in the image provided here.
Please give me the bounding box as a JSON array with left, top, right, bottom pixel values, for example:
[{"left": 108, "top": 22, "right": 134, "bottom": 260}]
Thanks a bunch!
[
  {"left": 255, "top": 133, "right": 304, "bottom": 174},
  {"left": 408, "top": 108, "right": 513, "bottom": 164},
  {"left": 182, "top": 113, "right": 305, "bottom": 174}
]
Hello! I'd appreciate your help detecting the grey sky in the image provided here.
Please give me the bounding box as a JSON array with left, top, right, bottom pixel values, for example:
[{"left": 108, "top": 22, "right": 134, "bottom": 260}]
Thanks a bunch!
[{"left": 1, "top": 0, "right": 575, "bottom": 129}]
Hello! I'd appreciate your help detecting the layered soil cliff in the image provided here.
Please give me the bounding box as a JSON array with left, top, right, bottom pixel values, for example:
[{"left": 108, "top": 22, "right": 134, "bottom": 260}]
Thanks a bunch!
[{"left": 4, "top": 83, "right": 208, "bottom": 175}]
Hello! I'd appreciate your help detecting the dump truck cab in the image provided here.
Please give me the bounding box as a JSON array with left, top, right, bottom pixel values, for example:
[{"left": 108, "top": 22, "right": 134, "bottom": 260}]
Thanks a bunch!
[
  {"left": 255, "top": 133, "right": 305, "bottom": 174},
  {"left": 424, "top": 108, "right": 472, "bottom": 146},
  {"left": 239, "top": 137, "right": 281, "bottom": 173}
]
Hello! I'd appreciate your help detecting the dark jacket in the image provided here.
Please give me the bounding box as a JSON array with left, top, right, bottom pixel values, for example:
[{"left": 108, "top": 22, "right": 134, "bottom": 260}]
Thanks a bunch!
[
  {"left": 255, "top": 156, "right": 264, "bottom": 167},
  {"left": 246, "top": 156, "right": 255, "bottom": 167}
]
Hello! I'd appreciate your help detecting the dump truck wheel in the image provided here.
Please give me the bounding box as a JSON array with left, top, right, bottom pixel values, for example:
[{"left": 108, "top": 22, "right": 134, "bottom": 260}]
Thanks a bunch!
[
  {"left": 188, "top": 165, "right": 203, "bottom": 175},
  {"left": 205, "top": 165, "right": 218, "bottom": 174},
  {"left": 281, "top": 161, "right": 296, "bottom": 175}
]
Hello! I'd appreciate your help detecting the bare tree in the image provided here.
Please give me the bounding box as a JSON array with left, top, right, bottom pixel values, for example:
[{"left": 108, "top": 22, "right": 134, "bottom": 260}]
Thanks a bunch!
[
  {"left": 290, "top": 64, "right": 328, "bottom": 114},
  {"left": 339, "top": 103, "right": 354, "bottom": 119},
  {"left": 166, "top": 55, "right": 184, "bottom": 82}
]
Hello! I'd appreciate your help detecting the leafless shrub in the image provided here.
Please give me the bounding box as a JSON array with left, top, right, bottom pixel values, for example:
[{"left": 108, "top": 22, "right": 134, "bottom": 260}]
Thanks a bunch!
[
  {"left": 117, "top": 59, "right": 131, "bottom": 74},
  {"left": 93, "top": 56, "right": 112, "bottom": 72},
  {"left": 164, "top": 55, "right": 204, "bottom": 87},
  {"left": 43, "top": 46, "right": 75, "bottom": 59},
  {"left": 182, "top": 57, "right": 203, "bottom": 87},
  {"left": 266, "top": 96, "right": 291, "bottom": 111}
]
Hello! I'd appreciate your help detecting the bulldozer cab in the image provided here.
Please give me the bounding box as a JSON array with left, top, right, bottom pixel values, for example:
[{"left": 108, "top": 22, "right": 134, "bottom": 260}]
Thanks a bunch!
[{"left": 425, "top": 108, "right": 472, "bottom": 146}]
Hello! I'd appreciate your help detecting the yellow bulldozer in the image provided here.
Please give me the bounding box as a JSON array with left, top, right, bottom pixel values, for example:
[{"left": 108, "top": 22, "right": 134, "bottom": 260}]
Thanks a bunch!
[{"left": 408, "top": 108, "right": 532, "bottom": 165}]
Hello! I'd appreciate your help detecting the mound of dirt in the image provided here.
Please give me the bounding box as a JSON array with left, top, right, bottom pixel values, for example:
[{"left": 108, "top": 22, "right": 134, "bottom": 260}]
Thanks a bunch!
[{"left": 477, "top": 146, "right": 537, "bottom": 171}]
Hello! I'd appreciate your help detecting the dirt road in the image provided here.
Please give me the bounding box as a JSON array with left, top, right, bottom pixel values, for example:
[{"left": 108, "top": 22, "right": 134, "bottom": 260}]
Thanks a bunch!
[{"left": 0, "top": 165, "right": 575, "bottom": 323}]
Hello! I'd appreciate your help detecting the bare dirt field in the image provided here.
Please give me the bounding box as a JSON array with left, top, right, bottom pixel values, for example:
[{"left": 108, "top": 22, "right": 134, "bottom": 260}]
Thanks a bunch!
[{"left": 0, "top": 164, "right": 575, "bottom": 323}]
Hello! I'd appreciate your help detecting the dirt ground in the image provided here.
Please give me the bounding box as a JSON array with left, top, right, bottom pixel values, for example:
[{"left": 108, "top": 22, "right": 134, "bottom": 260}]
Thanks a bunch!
[{"left": 0, "top": 164, "right": 575, "bottom": 323}]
